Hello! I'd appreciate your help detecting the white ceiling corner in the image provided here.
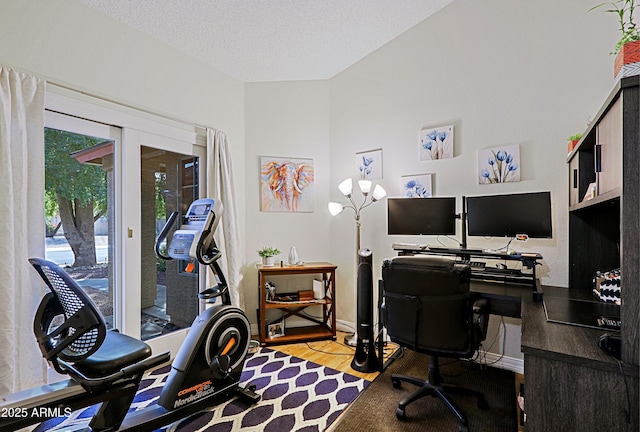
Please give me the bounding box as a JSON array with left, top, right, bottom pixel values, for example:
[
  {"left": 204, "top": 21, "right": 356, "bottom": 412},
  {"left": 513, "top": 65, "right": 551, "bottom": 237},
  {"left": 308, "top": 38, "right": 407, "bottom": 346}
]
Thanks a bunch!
[{"left": 78, "top": 0, "right": 454, "bottom": 82}]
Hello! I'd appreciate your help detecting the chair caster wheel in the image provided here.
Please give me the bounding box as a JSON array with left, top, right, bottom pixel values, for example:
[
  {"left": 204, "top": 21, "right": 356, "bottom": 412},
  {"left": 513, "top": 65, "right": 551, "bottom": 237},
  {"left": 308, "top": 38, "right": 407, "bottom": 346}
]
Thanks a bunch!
[
  {"left": 477, "top": 396, "right": 489, "bottom": 410},
  {"left": 458, "top": 423, "right": 469, "bottom": 432},
  {"left": 395, "top": 407, "right": 406, "bottom": 420},
  {"left": 391, "top": 378, "right": 402, "bottom": 389},
  {"left": 248, "top": 384, "right": 257, "bottom": 392}
]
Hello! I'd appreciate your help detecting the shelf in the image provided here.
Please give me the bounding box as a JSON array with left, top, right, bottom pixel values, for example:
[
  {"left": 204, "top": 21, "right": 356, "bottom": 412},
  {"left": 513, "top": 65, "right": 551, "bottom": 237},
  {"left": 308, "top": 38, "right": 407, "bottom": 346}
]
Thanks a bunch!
[
  {"left": 566, "top": 76, "right": 639, "bottom": 162},
  {"left": 569, "top": 188, "right": 621, "bottom": 212},
  {"left": 261, "top": 325, "right": 335, "bottom": 346},
  {"left": 257, "top": 262, "right": 337, "bottom": 346},
  {"left": 265, "top": 299, "right": 331, "bottom": 309}
]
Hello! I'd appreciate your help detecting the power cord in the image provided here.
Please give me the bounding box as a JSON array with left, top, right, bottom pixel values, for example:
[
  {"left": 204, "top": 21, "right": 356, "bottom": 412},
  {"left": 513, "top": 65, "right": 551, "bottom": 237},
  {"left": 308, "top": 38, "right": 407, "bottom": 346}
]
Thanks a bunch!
[
  {"left": 597, "top": 336, "right": 631, "bottom": 432},
  {"left": 474, "top": 316, "right": 506, "bottom": 368},
  {"left": 614, "top": 357, "right": 631, "bottom": 432}
]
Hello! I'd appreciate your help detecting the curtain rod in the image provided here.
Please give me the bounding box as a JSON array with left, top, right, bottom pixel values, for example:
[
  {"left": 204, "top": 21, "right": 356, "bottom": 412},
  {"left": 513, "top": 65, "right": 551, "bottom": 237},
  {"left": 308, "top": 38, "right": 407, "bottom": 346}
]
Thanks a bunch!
[{"left": 46, "top": 81, "right": 215, "bottom": 134}]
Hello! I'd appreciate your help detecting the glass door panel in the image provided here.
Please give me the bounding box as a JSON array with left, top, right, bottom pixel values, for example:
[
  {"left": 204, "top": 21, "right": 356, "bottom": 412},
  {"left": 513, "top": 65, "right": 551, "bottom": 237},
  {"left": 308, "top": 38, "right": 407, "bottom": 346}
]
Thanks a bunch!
[
  {"left": 44, "top": 111, "right": 120, "bottom": 330},
  {"left": 140, "top": 146, "right": 202, "bottom": 341}
]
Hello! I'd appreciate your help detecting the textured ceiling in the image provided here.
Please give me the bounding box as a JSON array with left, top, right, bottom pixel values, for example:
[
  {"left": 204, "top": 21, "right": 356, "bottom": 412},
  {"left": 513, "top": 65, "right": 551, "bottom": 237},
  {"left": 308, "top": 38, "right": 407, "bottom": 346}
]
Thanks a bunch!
[{"left": 78, "top": 0, "right": 454, "bottom": 82}]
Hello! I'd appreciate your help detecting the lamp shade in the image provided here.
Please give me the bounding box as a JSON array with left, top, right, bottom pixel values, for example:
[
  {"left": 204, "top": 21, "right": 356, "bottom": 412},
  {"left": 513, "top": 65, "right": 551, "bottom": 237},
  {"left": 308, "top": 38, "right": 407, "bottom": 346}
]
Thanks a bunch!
[
  {"left": 357, "top": 180, "right": 372, "bottom": 195},
  {"left": 372, "top": 184, "right": 387, "bottom": 201},
  {"left": 338, "top": 178, "right": 353, "bottom": 197},
  {"left": 328, "top": 202, "right": 344, "bottom": 216}
]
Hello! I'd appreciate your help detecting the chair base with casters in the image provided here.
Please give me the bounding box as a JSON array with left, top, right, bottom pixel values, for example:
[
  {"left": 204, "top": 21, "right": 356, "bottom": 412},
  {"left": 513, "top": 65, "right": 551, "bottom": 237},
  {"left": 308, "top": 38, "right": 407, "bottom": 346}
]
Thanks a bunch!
[
  {"left": 381, "top": 256, "right": 491, "bottom": 432},
  {"left": 391, "top": 355, "right": 488, "bottom": 432}
]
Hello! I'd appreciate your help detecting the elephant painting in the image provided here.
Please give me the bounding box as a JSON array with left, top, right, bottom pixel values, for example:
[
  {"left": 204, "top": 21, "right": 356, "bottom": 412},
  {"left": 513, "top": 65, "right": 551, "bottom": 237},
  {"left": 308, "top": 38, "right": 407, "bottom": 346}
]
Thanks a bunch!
[{"left": 260, "top": 157, "right": 315, "bottom": 212}]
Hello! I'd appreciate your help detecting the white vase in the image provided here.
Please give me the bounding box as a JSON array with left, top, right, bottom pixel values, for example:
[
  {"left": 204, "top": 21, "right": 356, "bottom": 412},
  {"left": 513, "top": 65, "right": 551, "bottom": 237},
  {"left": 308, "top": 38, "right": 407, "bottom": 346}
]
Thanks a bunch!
[
  {"left": 262, "top": 256, "right": 274, "bottom": 266},
  {"left": 288, "top": 246, "right": 299, "bottom": 265}
]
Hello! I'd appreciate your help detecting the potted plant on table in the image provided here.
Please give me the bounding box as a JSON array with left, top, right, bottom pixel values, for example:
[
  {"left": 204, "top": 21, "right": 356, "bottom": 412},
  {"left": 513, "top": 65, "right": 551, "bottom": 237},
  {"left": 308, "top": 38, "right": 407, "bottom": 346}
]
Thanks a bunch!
[
  {"left": 591, "top": 0, "right": 640, "bottom": 78},
  {"left": 257, "top": 247, "right": 281, "bottom": 266},
  {"left": 567, "top": 133, "right": 583, "bottom": 153}
]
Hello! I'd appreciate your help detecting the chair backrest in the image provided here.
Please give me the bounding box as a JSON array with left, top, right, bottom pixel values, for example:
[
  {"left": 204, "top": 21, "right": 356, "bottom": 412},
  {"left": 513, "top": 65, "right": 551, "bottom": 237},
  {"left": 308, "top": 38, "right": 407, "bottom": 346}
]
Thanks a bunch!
[
  {"left": 30, "top": 258, "right": 106, "bottom": 371},
  {"left": 382, "top": 256, "right": 477, "bottom": 358}
]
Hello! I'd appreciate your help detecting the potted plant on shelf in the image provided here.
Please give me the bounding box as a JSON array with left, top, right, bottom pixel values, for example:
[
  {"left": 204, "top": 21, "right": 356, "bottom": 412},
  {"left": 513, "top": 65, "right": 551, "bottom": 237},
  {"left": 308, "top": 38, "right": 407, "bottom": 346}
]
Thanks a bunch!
[
  {"left": 567, "top": 133, "right": 583, "bottom": 153},
  {"left": 257, "top": 247, "right": 280, "bottom": 266},
  {"left": 591, "top": 0, "right": 640, "bottom": 78}
]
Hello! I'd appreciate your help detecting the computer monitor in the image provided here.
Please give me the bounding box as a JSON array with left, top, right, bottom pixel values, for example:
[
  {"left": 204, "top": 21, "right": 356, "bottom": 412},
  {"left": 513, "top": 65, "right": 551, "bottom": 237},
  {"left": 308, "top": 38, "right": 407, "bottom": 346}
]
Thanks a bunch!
[
  {"left": 465, "top": 191, "right": 552, "bottom": 238},
  {"left": 387, "top": 197, "right": 457, "bottom": 235}
]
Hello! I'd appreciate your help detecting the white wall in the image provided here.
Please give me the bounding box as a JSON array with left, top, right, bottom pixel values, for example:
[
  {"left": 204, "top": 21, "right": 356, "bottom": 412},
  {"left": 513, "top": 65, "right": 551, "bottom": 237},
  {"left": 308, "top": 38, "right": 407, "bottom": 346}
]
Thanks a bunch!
[
  {"left": 243, "top": 81, "right": 332, "bottom": 326},
  {"left": 0, "top": 0, "right": 246, "bottom": 234},
  {"left": 1, "top": 0, "right": 624, "bottom": 362},
  {"left": 327, "top": 0, "right": 619, "bottom": 360}
]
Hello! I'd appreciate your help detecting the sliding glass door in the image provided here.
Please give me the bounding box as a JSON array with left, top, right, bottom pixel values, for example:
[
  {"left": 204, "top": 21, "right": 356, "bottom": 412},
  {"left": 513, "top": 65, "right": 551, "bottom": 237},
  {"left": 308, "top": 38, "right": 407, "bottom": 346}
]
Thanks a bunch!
[
  {"left": 44, "top": 111, "right": 120, "bottom": 330},
  {"left": 121, "top": 130, "right": 206, "bottom": 355},
  {"left": 45, "top": 108, "right": 206, "bottom": 357}
]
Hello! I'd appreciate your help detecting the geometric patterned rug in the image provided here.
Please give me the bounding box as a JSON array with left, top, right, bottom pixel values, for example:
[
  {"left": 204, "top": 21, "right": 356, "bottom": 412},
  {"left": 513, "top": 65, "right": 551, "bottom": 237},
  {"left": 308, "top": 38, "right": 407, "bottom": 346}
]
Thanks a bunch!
[{"left": 35, "top": 347, "right": 370, "bottom": 432}]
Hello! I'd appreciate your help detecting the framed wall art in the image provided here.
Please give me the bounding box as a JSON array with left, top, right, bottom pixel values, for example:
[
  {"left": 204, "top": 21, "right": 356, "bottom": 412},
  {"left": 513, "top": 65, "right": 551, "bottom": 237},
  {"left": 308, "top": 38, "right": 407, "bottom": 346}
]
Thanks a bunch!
[
  {"left": 355, "top": 148, "right": 383, "bottom": 180},
  {"left": 477, "top": 144, "right": 520, "bottom": 184},
  {"left": 260, "top": 156, "right": 315, "bottom": 212},
  {"left": 420, "top": 125, "right": 454, "bottom": 160},
  {"left": 400, "top": 173, "right": 433, "bottom": 197}
]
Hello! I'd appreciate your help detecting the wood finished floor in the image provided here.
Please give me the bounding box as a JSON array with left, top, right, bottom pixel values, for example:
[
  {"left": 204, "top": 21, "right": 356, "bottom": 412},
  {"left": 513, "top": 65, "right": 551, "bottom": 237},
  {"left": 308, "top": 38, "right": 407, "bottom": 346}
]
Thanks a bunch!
[{"left": 261, "top": 331, "right": 399, "bottom": 381}]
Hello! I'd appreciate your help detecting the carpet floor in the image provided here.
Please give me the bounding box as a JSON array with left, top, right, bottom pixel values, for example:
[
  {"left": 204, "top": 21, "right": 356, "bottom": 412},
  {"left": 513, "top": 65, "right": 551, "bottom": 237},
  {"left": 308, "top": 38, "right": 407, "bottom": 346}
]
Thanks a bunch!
[{"left": 332, "top": 349, "right": 517, "bottom": 432}]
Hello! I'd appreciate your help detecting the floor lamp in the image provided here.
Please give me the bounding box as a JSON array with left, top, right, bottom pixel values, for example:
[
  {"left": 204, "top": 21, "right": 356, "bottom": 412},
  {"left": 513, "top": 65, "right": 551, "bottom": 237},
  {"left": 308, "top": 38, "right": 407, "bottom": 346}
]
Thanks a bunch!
[{"left": 328, "top": 178, "right": 387, "bottom": 346}]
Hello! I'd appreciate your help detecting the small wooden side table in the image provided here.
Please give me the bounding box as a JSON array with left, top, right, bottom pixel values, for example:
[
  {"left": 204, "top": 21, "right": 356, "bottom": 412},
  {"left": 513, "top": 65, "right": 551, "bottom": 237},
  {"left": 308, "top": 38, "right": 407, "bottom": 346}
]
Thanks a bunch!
[{"left": 257, "top": 262, "right": 337, "bottom": 346}]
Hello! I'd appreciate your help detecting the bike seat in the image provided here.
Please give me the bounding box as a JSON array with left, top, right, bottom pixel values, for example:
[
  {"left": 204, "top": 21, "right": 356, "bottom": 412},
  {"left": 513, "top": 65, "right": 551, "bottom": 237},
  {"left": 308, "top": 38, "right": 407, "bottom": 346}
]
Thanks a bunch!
[
  {"left": 74, "top": 331, "right": 151, "bottom": 376},
  {"left": 30, "top": 258, "right": 154, "bottom": 384}
]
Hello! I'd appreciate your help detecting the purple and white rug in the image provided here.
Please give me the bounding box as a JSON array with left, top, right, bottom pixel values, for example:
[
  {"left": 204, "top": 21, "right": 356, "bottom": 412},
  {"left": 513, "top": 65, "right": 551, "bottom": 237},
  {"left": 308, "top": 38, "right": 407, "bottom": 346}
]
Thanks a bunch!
[{"left": 36, "top": 348, "right": 369, "bottom": 432}]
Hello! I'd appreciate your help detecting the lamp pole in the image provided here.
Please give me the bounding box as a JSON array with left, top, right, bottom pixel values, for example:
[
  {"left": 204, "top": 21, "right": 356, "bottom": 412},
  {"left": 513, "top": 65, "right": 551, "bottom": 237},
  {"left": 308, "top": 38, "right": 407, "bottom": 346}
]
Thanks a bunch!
[
  {"left": 328, "top": 178, "right": 386, "bottom": 347},
  {"left": 355, "top": 209, "right": 361, "bottom": 253}
]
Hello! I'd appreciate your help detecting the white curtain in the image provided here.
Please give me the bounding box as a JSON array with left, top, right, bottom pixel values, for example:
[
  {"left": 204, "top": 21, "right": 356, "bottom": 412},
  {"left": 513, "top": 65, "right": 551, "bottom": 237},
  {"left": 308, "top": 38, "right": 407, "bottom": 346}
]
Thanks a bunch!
[
  {"left": 0, "top": 67, "right": 46, "bottom": 394},
  {"left": 206, "top": 129, "right": 245, "bottom": 309}
]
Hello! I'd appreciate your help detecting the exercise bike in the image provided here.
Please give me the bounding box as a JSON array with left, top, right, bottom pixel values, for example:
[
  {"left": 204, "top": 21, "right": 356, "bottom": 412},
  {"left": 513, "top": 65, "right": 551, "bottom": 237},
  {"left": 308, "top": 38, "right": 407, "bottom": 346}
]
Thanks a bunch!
[{"left": 0, "top": 198, "right": 260, "bottom": 431}]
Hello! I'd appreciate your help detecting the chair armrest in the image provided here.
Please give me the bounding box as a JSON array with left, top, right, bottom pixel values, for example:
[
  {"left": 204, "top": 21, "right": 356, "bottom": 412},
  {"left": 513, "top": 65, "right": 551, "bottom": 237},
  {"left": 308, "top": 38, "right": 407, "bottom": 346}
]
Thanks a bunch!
[
  {"left": 472, "top": 299, "right": 489, "bottom": 342},
  {"left": 380, "top": 303, "right": 387, "bottom": 327},
  {"left": 472, "top": 298, "right": 488, "bottom": 314}
]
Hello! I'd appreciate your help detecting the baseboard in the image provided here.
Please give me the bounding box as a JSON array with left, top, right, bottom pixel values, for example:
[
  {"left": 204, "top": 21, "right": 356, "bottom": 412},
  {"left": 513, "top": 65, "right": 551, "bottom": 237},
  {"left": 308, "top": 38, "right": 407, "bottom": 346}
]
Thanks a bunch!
[
  {"left": 477, "top": 350, "right": 524, "bottom": 375},
  {"left": 251, "top": 320, "right": 524, "bottom": 375},
  {"left": 336, "top": 319, "right": 356, "bottom": 334}
]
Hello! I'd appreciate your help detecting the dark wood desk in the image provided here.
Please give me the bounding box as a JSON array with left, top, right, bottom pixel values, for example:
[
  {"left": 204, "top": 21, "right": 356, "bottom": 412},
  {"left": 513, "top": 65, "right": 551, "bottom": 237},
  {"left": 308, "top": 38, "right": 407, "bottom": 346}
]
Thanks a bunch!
[
  {"left": 377, "top": 278, "right": 528, "bottom": 372},
  {"left": 394, "top": 245, "right": 542, "bottom": 293},
  {"left": 470, "top": 279, "right": 527, "bottom": 318},
  {"left": 381, "top": 279, "right": 639, "bottom": 430},
  {"left": 521, "top": 286, "right": 639, "bottom": 431}
]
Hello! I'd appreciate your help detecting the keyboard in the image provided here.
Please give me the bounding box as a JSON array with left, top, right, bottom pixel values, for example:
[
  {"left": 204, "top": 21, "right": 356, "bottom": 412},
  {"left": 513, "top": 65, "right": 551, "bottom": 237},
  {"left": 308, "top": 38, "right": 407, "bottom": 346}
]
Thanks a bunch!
[
  {"left": 392, "top": 243, "right": 428, "bottom": 251},
  {"left": 428, "top": 247, "right": 484, "bottom": 254},
  {"left": 460, "top": 260, "right": 486, "bottom": 270}
]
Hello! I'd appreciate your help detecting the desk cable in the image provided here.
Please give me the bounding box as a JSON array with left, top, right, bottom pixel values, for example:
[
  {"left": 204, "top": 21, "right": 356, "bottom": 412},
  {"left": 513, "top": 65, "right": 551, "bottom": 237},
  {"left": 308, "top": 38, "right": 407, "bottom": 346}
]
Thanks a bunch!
[
  {"left": 605, "top": 345, "right": 631, "bottom": 431},
  {"left": 474, "top": 316, "right": 506, "bottom": 369},
  {"left": 615, "top": 357, "right": 631, "bottom": 432}
]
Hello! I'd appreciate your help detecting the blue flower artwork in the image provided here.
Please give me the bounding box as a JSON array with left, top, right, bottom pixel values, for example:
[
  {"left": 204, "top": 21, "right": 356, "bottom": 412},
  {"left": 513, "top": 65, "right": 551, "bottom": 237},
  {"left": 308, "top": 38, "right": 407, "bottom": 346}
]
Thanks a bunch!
[
  {"left": 355, "top": 149, "right": 383, "bottom": 179},
  {"left": 477, "top": 144, "right": 520, "bottom": 184},
  {"left": 420, "top": 125, "right": 454, "bottom": 160},
  {"left": 401, "top": 174, "right": 432, "bottom": 198}
]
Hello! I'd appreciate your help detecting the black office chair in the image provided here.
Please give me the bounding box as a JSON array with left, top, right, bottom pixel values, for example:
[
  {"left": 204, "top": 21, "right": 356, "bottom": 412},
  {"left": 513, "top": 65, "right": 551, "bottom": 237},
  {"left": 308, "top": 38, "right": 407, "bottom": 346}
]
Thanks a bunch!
[{"left": 381, "top": 256, "right": 489, "bottom": 432}]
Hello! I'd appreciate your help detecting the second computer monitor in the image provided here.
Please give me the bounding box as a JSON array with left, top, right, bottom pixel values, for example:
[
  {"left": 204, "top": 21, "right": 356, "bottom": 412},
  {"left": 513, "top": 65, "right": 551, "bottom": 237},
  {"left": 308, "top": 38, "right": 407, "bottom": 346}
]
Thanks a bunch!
[
  {"left": 465, "top": 191, "right": 552, "bottom": 238},
  {"left": 387, "top": 197, "right": 457, "bottom": 236}
]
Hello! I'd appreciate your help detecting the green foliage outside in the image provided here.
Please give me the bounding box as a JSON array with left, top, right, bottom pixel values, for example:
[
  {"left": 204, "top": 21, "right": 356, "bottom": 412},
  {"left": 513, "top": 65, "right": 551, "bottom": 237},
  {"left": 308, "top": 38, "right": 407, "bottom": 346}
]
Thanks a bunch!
[
  {"left": 44, "top": 128, "right": 107, "bottom": 220},
  {"left": 155, "top": 172, "right": 167, "bottom": 221},
  {"left": 45, "top": 128, "right": 108, "bottom": 266}
]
